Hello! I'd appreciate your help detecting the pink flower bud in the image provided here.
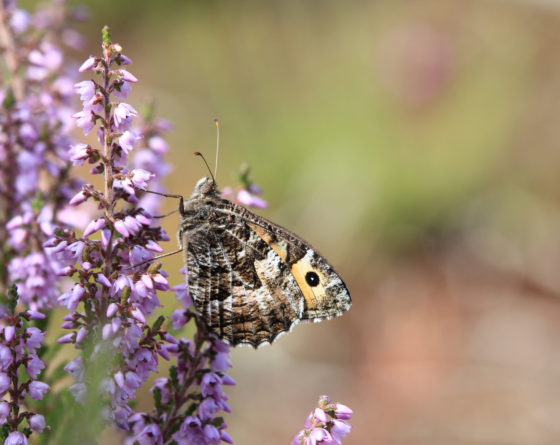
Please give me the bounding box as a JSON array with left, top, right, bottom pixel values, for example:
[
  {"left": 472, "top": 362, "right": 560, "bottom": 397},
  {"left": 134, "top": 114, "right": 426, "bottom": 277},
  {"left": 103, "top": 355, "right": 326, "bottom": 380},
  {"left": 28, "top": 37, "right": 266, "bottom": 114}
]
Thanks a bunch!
[
  {"left": 0, "top": 401, "right": 9, "bottom": 424},
  {"left": 69, "top": 190, "right": 88, "bottom": 206},
  {"left": 83, "top": 218, "right": 105, "bottom": 237},
  {"left": 79, "top": 56, "right": 96, "bottom": 72},
  {"left": 56, "top": 266, "right": 74, "bottom": 276},
  {"left": 333, "top": 403, "right": 353, "bottom": 420},
  {"left": 28, "top": 381, "right": 49, "bottom": 400},
  {"left": 141, "top": 274, "right": 153, "bottom": 290},
  {"left": 5, "top": 431, "right": 27, "bottom": 445},
  {"left": 102, "top": 324, "right": 112, "bottom": 340},
  {"left": 76, "top": 327, "right": 87, "bottom": 344},
  {"left": 130, "top": 308, "right": 146, "bottom": 324},
  {"left": 157, "top": 344, "right": 170, "bottom": 360},
  {"left": 107, "top": 303, "right": 118, "bottom": 318},
  {"left": 96, "top": 273, "right": 111, "bottom": 288},
  {"left": 145, "top": 240, "right": 163, "bottom": 253},
  {"left": 114, "top": 220, "right": 129, "bottom": 237},
  {"left": 26, "top": 310, "right": 46, "bottom": 320},
  {"left": 135, "top": 213, "right": 151, "bottom": 226},
  {"left": 118, "top": 69, "right": 138, "bottom": 83},
  {"left": 57, "top": 333, "right": 75, "bottom": 344},
  {"left": 29, "top": 414, "right": 46, "bottom": 432},
  {"left": 4, "top": 327, "right": 15, "bottom": 342}
]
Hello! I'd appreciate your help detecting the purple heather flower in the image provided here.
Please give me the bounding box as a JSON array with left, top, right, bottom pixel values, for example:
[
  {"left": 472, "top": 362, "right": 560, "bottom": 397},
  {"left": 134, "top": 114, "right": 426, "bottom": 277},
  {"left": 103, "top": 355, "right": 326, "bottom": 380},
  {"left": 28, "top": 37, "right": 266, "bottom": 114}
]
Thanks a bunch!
[
  {"left": 237, "top": 188, "right": 267, "bottom": 209},
  {"left": 26, "top": 355, "right": 46, "bottom": 379},
  {"left": 4, "top": 327, "right": 15, "bottom": 342},
  {"left": 29, "top": 414, "right": 46, "bottom": 433},
  {"left": 58, "top": 285, "right": 84, "bottom": 312},
  {"left": 171, "top": 309, "right": 188, "bottom": 329},
  {"left": 73, "top": 109, "right": 95, "bottom": 134},
  {"left": 119, "top": 130, "right": 138, "bottom": 153},
  {"left": 314, "top": 408, "right": 328, "bottom": 423},
  {"left": 25, "top": 327, "right": 45, "bottom": 349},
  {"left": 97, "top": 273, "right": 111, "bottom": 287},
  {"left": 330, "top": 419, "right": 352, "bottom": 441},
  {"left": 136, "top": 424, "right": 163, "bottom": 445},
  {"left": 26, "top": 309, "right": 46, "bottom": 320},
  {"left": 148, "top": 136, "right": 169, "bottom": 154},
  {"left": 130, "top": 169, "right": 153, "bottom": 189},
  {"left": 118, "top": 69, "right": 138, "bottom": 83},
  {"left": 79, "top": 56, "right": 96, "bottom": 72},
  {"left": 28, "top": 381, "right": 49, "bottom": 400},
  {"left": 69, "top": 190, "right": 88, "bottom": 206},
  {"left": 4, "top": 432, "right": 28, "bottom": 445},
  {"left": 0, "top": 345, "right": 13, "bottom": 370},
  {"left": 83, "top": 218, "right": 105, "bottom": 237},
  {"left": 113, "top": 80, "right": 131, "bottom": 99},
  {"left": 64, "top": 357, "right": 84, "bottom": 381},
  {"left": 114, "top": 219, "right": 130, "bottom": 237},
  {"left": 308, "top": 428, "right": 333, "bottom": 444},
  {"left": 113, "top": 103, "right": 138, "bottom": 130},
  {"left": 0, "top": 373, "right": 11, "bottom": 395},
  {"left": 74, "top": 80, "right": 95, "bottom": 102},
  {"left": 0, "top": 401, "right": 9, "bottom": 424},
  {"left": 57, "top": 333, "right": 75, "bottom": 344},
  {"left": 293, "top": 396, "right": 353, "bottom": 445},
  {"left": 333, "top": 403, "right": 352, "bottom": 420},
  {"left": 10, "top": 9, "right": 30, "bottom": 34}
]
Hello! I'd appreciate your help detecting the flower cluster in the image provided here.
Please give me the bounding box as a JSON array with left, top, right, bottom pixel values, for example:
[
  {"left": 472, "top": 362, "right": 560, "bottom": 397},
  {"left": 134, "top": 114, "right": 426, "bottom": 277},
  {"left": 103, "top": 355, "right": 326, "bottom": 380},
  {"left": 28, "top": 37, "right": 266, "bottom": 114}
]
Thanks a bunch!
[
  {"left": 0, "top": 286, "right": 49, "bottom": 444},
  {"left": 292, "top": 395, "right": 353, "bottom": 445},
  {"left": 0, "top": 0, "right": 86, "bottom": 310},
  {"left": 128, "top": 285, "right": 234, "bottom": 445},
  {"left": 45, "top": 26, "right": 177, "bottom": 428}
]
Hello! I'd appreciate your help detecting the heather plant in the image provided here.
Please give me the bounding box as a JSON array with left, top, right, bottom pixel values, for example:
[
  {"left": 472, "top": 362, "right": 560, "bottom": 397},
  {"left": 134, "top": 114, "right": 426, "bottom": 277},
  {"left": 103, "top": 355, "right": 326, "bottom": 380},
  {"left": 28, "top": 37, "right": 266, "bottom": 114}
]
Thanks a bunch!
[
  {"left": 0, "top": 0, "right": 86, "bottom": 311},
  {"left": 292, "top": 396, "right": 353, "bottom": 445},
  {"left": 0, "top": 1, "right": 353, "bottom": 444}
]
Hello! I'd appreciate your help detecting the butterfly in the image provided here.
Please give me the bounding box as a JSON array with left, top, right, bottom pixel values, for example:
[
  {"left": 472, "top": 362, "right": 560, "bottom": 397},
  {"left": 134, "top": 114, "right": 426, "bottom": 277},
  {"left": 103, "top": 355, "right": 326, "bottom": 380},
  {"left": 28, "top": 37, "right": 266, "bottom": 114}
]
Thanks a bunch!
[{"left": 176, "top": 175, "right": 352, "bottom": 348}]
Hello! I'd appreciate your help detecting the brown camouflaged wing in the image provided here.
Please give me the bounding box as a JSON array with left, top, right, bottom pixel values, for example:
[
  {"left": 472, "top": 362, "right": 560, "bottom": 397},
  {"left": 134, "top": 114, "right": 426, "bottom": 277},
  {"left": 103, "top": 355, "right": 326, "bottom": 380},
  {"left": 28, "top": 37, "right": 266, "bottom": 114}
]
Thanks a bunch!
[{"left": 180, "top": 177, "right": 351, "bottom": 348}]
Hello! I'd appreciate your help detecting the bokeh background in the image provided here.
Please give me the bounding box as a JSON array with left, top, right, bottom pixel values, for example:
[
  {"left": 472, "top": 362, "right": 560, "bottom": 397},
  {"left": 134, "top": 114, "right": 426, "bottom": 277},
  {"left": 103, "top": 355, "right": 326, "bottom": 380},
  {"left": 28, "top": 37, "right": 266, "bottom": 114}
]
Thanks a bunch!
[{"left": 46, "top": 0, "right": 560, "bottom": 443}]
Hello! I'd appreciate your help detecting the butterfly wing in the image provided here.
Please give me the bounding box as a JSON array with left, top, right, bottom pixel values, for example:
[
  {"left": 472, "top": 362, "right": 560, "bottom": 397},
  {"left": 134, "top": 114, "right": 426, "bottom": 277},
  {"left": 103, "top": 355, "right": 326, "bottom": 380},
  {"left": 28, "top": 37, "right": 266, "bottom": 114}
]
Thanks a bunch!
[{"left": 182, "top": 195, "right": 351, "bottom": 348}]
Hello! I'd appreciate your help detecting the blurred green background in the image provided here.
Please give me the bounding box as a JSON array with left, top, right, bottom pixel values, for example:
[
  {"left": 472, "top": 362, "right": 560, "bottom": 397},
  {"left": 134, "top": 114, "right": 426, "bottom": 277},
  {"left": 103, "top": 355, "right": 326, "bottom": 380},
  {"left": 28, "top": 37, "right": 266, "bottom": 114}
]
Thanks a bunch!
[{"left": 53, "top": 0, "right": 560, "bottom": 443}]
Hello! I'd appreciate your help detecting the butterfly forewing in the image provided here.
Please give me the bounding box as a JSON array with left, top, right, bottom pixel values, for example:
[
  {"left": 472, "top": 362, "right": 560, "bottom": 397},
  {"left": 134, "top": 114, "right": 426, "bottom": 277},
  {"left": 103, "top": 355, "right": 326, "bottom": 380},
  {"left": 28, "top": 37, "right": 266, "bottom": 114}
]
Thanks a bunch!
[{"left": 180, "top": 177, "right": 351, "bottom": 348}]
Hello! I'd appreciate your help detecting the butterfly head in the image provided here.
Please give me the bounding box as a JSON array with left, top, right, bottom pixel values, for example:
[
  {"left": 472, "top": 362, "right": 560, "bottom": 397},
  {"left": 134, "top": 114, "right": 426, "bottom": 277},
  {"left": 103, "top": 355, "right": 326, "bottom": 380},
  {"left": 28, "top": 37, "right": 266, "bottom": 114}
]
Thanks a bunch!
[{"left": 193, "top": 176, "right": 218, "bottom": 196}]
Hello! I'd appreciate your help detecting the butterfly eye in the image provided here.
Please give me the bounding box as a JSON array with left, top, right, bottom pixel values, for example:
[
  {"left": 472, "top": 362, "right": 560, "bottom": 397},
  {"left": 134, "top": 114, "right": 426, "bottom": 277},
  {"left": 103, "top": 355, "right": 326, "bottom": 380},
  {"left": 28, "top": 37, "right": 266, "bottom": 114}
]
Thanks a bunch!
[{"left": 305, "top": 271, "right": 320, "bottom": 287}]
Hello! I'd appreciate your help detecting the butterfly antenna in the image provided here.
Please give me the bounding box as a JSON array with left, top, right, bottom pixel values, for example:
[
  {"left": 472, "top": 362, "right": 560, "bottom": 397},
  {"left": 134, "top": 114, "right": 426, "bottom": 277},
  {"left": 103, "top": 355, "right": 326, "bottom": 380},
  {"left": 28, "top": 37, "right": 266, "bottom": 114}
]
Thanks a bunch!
[
  {"left": 213, "top": 118, "right": 220, "bottom": 181},
  {"left": 193, "top": 152, "right": 215, "bottom": 183}
]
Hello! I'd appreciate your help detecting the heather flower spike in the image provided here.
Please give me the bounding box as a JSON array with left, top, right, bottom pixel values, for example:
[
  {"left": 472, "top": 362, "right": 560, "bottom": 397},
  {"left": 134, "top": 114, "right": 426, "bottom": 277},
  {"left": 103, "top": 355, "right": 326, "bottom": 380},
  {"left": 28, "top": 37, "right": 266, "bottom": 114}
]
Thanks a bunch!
[
  {"left": 0, "top": 0, "right": 85, "bottom": 311},
  {"left": 0, "top": 286, "right": 49, "bottom": 441},
  {"left": 292, "top": 396, "right": 353, "bottom": 445},
  {"left": 44, "top": 25, "right": 174, "bottom": 434}
]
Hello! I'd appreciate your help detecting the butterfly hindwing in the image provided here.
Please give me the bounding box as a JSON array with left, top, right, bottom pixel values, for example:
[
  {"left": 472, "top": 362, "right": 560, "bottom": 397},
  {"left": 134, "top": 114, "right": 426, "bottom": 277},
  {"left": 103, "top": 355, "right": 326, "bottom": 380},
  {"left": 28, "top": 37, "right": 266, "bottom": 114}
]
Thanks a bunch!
[{"left": 183, "top": 204, "right": 304, "bottom": 347}]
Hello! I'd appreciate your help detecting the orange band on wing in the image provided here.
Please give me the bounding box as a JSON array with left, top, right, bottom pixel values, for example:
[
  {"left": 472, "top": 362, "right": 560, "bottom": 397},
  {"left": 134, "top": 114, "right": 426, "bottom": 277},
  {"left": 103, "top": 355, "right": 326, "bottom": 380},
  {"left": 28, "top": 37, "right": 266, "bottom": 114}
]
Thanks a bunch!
[{"left": 247, "top": 222, "right": 326, "bottom": 311}]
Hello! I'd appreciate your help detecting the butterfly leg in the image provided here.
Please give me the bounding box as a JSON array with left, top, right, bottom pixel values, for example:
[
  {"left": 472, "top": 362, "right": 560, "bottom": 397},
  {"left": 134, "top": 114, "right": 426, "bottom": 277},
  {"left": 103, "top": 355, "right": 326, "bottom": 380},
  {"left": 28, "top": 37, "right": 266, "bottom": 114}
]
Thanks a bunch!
[
  {"left": 126, "top": 248, "right": 184, "bottom": 270},
  {"left": 152, "top": 209, "right": 179, "bottom": 219},
  {"left": 140, "top": 189, "right": 185, "bottom": 216}
]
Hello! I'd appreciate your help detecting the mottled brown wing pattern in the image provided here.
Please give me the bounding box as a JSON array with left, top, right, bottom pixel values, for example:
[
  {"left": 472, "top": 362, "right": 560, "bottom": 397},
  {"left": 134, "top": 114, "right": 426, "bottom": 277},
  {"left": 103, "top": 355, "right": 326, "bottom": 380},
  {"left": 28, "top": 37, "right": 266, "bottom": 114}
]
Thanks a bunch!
[
  {"left": 184, "top": 211, "right": 304, "bottom": 347},
  {"left": 179, "top": 177, "right": 352, "bottom": 348},
  {"left": 214, "top": 202, "right": 351, "bottom": 320}
]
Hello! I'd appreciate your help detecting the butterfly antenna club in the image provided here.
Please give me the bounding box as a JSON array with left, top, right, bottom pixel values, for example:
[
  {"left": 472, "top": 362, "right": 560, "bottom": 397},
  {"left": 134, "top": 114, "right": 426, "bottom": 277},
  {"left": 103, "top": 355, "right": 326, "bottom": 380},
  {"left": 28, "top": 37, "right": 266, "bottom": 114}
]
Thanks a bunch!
[{"left": 214, "top": 117, "right": 220, "bottom": 181}]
